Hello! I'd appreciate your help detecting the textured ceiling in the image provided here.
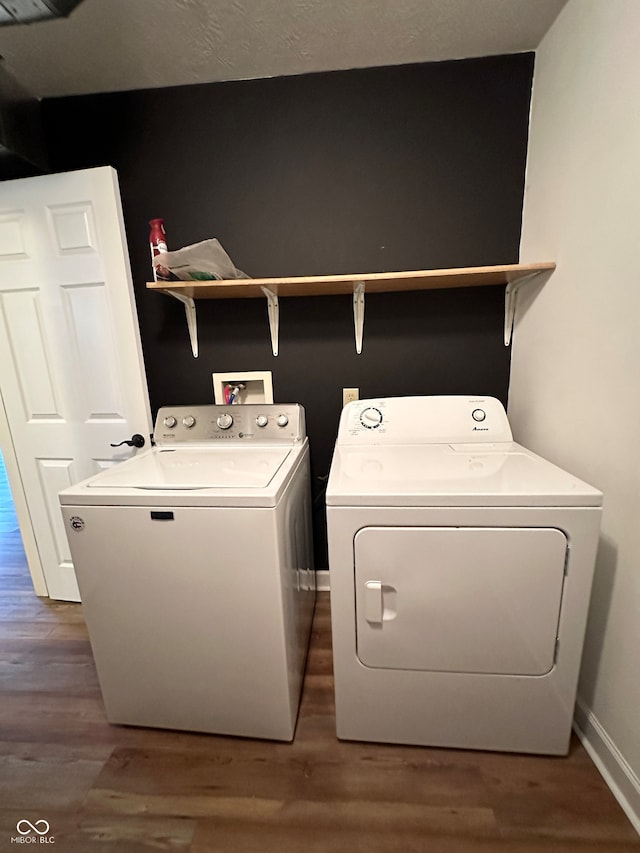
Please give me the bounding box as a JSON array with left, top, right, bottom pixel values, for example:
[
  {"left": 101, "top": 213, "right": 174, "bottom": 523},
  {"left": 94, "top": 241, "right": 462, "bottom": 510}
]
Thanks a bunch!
[{"left": 0, "top": 0, "right": 569, "bottom": 99}]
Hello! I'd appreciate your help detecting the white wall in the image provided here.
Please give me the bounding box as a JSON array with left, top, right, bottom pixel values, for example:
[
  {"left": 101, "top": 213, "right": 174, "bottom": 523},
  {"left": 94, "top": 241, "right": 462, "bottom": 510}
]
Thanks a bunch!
[{"left": 509, "top": 0, "right": 640, "bottom": 829}]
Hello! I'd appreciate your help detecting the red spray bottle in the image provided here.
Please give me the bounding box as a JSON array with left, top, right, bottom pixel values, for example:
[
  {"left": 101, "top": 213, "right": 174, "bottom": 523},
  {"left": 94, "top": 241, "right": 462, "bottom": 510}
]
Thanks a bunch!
[{"left": 149, "top": 218, "right": 168, "bottom": 281}]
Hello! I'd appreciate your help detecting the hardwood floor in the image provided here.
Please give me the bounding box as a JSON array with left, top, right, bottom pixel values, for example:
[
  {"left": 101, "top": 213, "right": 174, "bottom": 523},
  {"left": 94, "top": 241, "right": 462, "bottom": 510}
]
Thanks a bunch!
[{"left": 0, "top": 458, "right": 638, "bottom": 851}]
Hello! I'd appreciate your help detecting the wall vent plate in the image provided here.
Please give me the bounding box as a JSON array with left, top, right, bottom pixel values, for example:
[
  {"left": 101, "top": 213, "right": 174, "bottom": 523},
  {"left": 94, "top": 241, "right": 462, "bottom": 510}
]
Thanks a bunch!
[{"left": 212, "top": 371, "right": 274, "bottom": 405}]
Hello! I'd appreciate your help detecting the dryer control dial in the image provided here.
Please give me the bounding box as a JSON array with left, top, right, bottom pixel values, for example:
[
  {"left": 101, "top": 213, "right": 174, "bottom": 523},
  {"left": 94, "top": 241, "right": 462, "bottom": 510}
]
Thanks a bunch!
[
  {"left": 163, "top": 416, "right": 177, "bottom": 429},
  {"left": 182, "top": 415, "right": 196, "bottom": 429},
  {"left": 472, "top": 408, "right": 486, "bottom": 422},
  {"left": 216, "top": 413, "right": 233, "bottom": 430},
  {"left": 256, "top": 414, "right": 269, "bottom": 428},
  {"left": 360, "top": 407, "right": 383, "bottom": 429},
  {"left": 276, "top": 414, "right": 289, "bottom": 427}
]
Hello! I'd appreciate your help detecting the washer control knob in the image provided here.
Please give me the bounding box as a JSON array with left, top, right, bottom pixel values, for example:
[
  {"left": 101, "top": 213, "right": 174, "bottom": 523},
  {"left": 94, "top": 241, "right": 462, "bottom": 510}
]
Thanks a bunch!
[
  {"left": 217, "top": 413, "right": 234, "bottom": 430},
  {"left": 182, "top": 415, "right": 196, "bottom": 429},
  {"left": 472, "top": 408, "right": 486, "bottom": 422},
  {"left": 163, "top": 416, "right": 177, "bottom": 428},
  {"left": 360, "top": 407, "right": 383, "bottom": 429},
  {"left": 256, "top": 414, "right": 269, "bottom": 428},
  {"left": 276, "top": 414, "right": 289, "bottom": 427}
]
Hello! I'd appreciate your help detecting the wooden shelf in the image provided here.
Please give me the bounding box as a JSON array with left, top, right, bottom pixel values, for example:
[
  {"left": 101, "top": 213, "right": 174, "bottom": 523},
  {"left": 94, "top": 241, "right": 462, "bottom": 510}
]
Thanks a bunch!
[
  {"left": 146, "top": 262, "right": 555, "bottom": 300},
  {"left": 146, "top": 262, "right": 556, "bottom": 358}
]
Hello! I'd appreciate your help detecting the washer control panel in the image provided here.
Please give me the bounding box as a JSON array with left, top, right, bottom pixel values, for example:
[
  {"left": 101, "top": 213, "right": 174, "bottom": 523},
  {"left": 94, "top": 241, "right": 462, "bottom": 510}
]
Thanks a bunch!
[
  {"left": 338, "top": 396, "right": 513, "bottom": 445},
  {"left": 154, "top": 404, "right": 306, "bottom": 445}
]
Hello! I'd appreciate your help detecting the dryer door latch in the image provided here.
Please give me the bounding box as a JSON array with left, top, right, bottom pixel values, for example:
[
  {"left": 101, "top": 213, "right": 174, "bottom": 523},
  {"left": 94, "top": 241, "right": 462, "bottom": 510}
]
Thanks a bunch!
[{"left": 364, "top": 581, "right": 383, "bottom": 624}]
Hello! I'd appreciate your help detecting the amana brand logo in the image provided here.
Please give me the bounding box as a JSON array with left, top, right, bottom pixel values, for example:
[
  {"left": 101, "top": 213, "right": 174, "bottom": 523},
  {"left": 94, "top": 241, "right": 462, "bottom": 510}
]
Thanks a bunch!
[{"left": 69, "top": 516, "right": 85, "bottom": 531}]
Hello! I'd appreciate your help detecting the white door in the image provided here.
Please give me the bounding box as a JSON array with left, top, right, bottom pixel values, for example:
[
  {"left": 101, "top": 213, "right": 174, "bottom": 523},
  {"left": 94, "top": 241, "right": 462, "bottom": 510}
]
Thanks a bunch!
[
  {"left": 354, "top": 526, "right": 568, "bottom": 675},
  {"left": 0, "top": 167, "right": 151, "bottom": 601}
]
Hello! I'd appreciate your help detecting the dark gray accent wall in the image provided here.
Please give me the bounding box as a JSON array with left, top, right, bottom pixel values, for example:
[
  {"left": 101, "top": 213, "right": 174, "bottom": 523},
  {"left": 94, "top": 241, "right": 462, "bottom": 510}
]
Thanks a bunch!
[
  {"left": 42, "top": 54, "right": 534, "bottom": 566},
  {"left": 0, "top": 65, "right": 48, "bottom": 179}
]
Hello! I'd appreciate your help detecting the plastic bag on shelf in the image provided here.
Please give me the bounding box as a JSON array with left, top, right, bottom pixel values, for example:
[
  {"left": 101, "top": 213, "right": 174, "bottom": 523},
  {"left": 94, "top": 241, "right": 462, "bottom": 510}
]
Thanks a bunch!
[{"left": 153, "top": 238, "right": 249, "bottom": 282}]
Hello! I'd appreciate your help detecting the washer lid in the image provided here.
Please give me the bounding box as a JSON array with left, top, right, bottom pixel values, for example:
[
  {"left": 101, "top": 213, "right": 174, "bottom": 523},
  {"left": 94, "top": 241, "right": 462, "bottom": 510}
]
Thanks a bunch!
[
  {"left": 326, "top": 443, "right": 602, "bottom": 506},
  {"left": 86, "top": 447, "right": 292, "bottom": 490}
]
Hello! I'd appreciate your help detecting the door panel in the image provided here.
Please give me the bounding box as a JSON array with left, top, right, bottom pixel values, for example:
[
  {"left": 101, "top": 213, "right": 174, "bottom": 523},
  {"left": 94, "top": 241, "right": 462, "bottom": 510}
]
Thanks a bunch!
[
  {"left": 0, "top": 167, "right": 151, "bottom": 600},
  {"left": 37, "top": 458, "right": 74, "bottom": 566},
  {"left": 0, "top": 209, "right": 27, "bottom": 257},
  {"left": 355, "top": 526, "right": 567, "bottom": 676},
  {"left": 0, "top": 289, "right": 63, "bottom": 418},
  {"left": 47, "top": 201, "right": 97, "bottom": 253},
  {"left": 62, "top": 282, "right": 126, "bottom": 419}
]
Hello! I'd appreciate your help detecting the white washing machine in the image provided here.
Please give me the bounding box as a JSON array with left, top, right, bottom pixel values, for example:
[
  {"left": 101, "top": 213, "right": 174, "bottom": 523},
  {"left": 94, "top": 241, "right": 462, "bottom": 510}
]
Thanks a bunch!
[
  {"left": 59, "top": 404, "right": 316, "bottom": 741},
  {"left": 326, "top": 396, "right": 602, "bottom": 755}
]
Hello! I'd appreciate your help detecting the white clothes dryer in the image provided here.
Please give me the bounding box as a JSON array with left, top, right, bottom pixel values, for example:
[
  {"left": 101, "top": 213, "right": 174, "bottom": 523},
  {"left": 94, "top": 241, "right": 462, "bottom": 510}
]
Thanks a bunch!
[
  {"left": 326, "top": 396, "right": 602, "bottom": 755},
  {"left": 60, "top": 404, "right": 315, "bottom": 741}
]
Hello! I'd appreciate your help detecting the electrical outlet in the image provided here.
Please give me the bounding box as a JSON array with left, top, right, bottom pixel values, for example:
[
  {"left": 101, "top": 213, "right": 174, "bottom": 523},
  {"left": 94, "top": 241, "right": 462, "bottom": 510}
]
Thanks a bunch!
[{"left": 343, "top": 387, "right": 359, "bottom": 407}]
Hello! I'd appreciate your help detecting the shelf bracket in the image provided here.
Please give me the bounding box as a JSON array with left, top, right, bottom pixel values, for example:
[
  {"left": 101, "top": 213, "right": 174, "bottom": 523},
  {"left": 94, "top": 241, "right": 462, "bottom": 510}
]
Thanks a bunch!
[
  {"left": 353, "top": 280, "right": 365, "bottom": 354},
  {"left": 504, "top": 272, "right": 541, "bottom": 347},
  {"left": 165, "top": 289, "right": 198, "bottom": 357},
  {"left": 261, "top": 286, "right": 279, "bottom": 356}
]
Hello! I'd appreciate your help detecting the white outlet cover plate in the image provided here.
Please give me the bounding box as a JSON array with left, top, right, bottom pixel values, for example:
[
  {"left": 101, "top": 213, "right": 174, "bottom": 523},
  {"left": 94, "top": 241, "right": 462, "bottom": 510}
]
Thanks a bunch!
[{"left": 343, "top": 387, "right": 360, "bottom": 407}]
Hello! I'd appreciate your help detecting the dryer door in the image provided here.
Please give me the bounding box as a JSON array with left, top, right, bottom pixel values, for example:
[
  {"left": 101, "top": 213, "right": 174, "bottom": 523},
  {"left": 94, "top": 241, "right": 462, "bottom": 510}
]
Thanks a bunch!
[{"left": 354, "top": 526, "right": 567, "bottom": 676}]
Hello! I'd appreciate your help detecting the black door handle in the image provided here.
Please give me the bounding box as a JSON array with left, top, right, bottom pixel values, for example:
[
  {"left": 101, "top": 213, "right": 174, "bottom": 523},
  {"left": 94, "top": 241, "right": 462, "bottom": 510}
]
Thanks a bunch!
[{"left": 110, "top": 433, "right": 146, "bottom": 448}]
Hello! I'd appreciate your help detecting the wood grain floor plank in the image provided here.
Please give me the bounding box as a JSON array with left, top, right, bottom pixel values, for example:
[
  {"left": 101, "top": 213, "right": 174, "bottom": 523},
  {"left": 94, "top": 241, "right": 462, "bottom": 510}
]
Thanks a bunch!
[
  {"left": 84, "top": 743, "right": 494, "bottom": 818},
  {"left": 0, "top": 656, "right": 100, "bottom": 694},
  {"left": 493, "top": 787, "right": 640, "bottom": 843},
  {"left": 0, "top": 741, "right": 110, "bottom": 811},
  {"left": 69, "top": 816, "right": 196, "bottom": 851},
  {"left": 192, "top": 825, "right": 640, "bottom": 853}
]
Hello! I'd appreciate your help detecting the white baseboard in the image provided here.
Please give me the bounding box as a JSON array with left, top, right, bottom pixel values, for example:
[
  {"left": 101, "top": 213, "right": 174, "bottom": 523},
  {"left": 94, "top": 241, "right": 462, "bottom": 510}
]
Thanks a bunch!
[
  {"left": 315, "top": 569, "right": 330, "bottom": 591},
  {"left": 574, "top": 697, "right": 640, "bottom": 835}
]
